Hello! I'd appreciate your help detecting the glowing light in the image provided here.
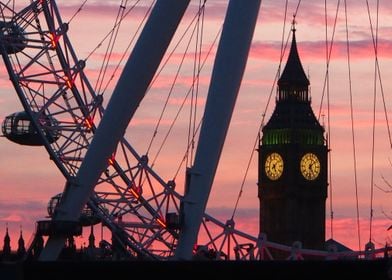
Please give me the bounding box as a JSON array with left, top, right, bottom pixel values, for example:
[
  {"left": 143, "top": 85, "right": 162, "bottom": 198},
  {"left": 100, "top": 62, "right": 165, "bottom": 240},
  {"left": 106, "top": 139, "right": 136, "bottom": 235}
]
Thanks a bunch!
[
  {"left": 49, "top": 33, "right": 59, "bottom": 49},
  {"left": 84, "top": 116, "right": 93, "bottom": 130},
  {"left": 108, "top": 154, "right": 115, "bottom": 166},
  {"left": 64, "top": 76, "right": 73, "bottom": 89},
  {"left": 156, "top": 217, "right": 167, "bottom": 228}
]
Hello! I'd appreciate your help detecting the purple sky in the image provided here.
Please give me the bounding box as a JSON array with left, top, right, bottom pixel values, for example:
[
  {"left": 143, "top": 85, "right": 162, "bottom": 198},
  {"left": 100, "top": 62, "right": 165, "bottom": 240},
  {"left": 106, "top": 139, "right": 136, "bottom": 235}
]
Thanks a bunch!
[{"left": 0, "top": 0, "right": 391, "bottom": 252}]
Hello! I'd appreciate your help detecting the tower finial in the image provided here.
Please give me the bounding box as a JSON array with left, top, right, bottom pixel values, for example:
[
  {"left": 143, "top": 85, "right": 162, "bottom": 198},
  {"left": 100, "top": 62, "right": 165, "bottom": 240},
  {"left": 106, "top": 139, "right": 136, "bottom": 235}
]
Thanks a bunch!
[{"left": 292, "top": 14, "right": 297, "bottom": 32}]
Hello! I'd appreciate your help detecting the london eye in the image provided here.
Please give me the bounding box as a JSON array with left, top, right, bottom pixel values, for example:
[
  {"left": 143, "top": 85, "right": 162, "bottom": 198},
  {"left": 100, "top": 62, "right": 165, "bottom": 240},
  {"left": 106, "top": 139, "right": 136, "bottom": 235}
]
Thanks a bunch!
[{"left": 0, "top": 0, "right": 390, "bottom": 262}]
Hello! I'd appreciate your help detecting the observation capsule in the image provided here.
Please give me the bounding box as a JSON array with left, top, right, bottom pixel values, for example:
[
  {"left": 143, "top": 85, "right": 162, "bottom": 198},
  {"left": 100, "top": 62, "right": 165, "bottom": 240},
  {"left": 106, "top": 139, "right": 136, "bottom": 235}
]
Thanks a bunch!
[
  {"left": 1, "top": 111, "right": 59, "bottom": 146},
  {"left": 47, "top": 193, "right": 101, "bottom": 227},
  {"left": 0, "top": 21, "right": 27, "bottom": 54}
]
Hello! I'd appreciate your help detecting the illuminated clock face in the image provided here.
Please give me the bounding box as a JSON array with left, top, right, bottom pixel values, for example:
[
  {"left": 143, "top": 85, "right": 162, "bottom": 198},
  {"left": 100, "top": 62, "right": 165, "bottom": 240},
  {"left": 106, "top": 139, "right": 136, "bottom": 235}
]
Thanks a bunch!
[
  {"left": 300, "top": 153, "right": 321, "bottom": 180},
  {"left": 265, "top": 152, "right": 284, "bottom": 180}
]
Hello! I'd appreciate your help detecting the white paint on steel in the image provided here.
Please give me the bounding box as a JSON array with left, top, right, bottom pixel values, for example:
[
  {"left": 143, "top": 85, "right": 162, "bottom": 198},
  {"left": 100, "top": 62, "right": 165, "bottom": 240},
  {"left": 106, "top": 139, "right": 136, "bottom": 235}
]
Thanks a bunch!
[{"left": 174, "top": 0, "right": 261, "bottom": 260}]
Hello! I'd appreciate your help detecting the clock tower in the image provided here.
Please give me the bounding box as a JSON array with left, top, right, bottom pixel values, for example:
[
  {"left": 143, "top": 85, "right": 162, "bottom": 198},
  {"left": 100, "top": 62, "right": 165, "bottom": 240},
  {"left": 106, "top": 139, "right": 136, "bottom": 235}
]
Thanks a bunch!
[{"left": 258, "top": 24, "right": 328, "bottom": 252}]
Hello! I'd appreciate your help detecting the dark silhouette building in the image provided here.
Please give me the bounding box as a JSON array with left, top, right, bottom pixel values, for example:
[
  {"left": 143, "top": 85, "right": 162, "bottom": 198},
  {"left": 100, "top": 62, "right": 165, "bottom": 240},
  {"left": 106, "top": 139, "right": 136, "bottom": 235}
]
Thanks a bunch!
[
  {"left": 1, "top": 225, "right": 27, "bottom": 261},
  {"left": 88, "top": 225, "right": 96, "bottom": 249},
  {"left": 258, "top": 24, "right": 328, "bottom": 253},
  {"left": 2, "top": 225, "right": 11, "bottom": 260},
  {"left": 17, "top": 228, "right": 26, "bottom": 258}
]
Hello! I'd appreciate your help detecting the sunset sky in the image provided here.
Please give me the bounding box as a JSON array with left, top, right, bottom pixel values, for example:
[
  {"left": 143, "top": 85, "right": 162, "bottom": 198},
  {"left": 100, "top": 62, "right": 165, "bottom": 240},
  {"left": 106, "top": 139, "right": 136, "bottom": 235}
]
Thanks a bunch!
[{"left": 0, "top": 0, "right": 392, "bottom": 253}]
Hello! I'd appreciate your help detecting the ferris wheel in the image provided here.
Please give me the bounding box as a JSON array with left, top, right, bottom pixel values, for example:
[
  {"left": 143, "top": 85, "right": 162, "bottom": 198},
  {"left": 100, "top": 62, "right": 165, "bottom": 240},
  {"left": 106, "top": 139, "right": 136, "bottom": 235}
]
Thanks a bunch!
[
  {"left": 0, "top": 0, "right": 185, "bottom": 259},
  {"left": 0, "top": 0, "right": 389, "bottom": 261}
]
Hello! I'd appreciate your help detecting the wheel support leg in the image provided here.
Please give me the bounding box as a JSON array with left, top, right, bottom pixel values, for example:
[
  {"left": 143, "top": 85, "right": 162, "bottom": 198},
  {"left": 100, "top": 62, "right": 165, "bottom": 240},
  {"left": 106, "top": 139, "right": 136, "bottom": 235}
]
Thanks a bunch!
[{"left": 174, "top": 0, "right": 261, "bottom": 260}]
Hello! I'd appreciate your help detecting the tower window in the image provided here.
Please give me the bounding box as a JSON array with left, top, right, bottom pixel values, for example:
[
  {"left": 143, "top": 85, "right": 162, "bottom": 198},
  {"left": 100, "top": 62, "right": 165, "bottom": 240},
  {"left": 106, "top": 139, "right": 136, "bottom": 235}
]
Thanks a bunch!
[
  {"left": 262, "top": 129, "right": 324, "bottom": 145},
  {"left": 262, "top": 129, "right": 291, "bottom": 145},
  {"left": 277, "top": 87, "right": 309, "bottom": 102}
]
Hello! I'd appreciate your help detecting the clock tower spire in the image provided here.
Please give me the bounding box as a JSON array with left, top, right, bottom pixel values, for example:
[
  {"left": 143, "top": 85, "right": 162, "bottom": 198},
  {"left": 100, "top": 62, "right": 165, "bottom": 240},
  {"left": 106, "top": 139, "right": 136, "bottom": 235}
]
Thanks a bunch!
[{"left": 258, "top": 23, "right": 328, "bottom": 254}]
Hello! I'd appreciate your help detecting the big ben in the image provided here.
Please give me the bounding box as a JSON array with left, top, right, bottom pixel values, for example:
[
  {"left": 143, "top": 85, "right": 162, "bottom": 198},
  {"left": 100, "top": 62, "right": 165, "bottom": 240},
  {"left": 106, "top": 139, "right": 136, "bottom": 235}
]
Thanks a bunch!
[{"left": 258, "top": 24, "right": 328, "bottom": 251}]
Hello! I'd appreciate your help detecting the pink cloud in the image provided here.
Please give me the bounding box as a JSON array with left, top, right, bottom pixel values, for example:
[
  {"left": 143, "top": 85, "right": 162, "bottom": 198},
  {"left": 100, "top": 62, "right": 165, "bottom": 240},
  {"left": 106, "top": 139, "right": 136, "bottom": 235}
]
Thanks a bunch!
[
  {"left": 250, "top": 39, "right": 392, "bottom": 62},
  {"left": 1, "top": 214, "right": 22, "bottom": 223},
  {"left": 326, "top": 217, "right": 392, "bottom": 251},
  {"left": 56, "top": 1, "right": 156, "bottom": 20}
]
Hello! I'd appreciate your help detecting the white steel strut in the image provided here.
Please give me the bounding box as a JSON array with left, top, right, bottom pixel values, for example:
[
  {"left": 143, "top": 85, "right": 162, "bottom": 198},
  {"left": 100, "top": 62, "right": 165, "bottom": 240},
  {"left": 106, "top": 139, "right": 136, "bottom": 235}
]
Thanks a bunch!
[
  {"left": 39, "top": 0, "right": 190, "bottom": 261},
  {"left": 174, "top": 0, "right": 261, "bottom": 260}
]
